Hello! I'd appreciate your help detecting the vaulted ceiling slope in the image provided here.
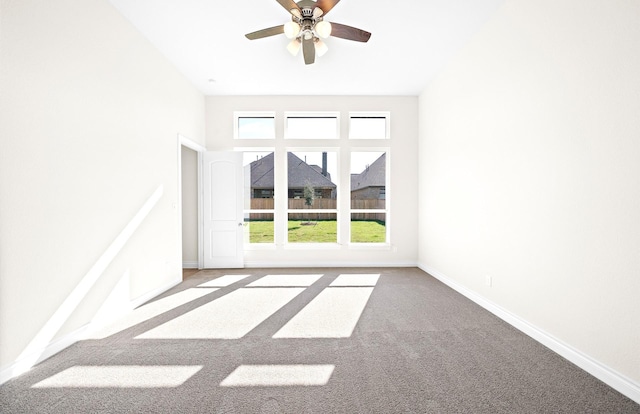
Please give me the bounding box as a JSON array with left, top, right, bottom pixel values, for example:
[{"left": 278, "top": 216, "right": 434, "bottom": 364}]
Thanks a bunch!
[{"left": 109, "top": 0, "right": 505, "bottom": 96}]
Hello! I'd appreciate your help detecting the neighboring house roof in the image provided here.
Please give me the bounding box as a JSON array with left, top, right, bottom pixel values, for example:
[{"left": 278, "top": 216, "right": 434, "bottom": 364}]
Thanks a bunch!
[
  {"left": 249, "top": 152, "right": 336, "bottom": 189},
  {"left": 351, "top": 153, "right": 386, "bottom": 191},
  {"left": 249, "top": 152, "right": 275, "bottom": 189}
]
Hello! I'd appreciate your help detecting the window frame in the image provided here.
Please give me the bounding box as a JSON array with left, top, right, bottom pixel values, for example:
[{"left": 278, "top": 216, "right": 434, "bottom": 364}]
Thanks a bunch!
[
  {"left": 349, "top": 148, "right": 390, "bottom": 245},
  {"left": 285, "top": 148, "right": 340, "bottom": 245},
  {"left": 239, "top": 148, "right": 277, "bottom": 249},
  {"left": 232, "top": 111, "right": 391, "bottom": 250}
]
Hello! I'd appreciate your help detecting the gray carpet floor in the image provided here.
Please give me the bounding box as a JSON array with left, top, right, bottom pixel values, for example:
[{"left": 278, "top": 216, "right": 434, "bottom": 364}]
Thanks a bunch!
[{"left": 1, "top": 267, "right": 638, "bottom": 413}]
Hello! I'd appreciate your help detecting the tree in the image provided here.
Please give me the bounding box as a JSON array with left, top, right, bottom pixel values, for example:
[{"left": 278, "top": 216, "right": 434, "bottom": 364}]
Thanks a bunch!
[
  {"left": 303, "top": 182, "right": 315, "bottom": 207},
  {"left": 302, "top": 182, "right": 316, "bottom": 225}
]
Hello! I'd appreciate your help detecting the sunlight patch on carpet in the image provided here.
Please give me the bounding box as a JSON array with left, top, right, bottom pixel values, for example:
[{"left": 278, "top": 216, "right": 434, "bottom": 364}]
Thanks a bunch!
[
  {"left": 273, "top": 287, "right": 374, "bottom": 338},
  {"left": 247, "top": 274, "right": 324, "bottom": 287},
  {"left": 198, "top": 274, "right": 251, "bottom": 287},
  {"left": 220, "top": 365, "right": 334, "bottom": 387},
  {"left": 31, "top": 365, "right": 202, "bottom": 388},
  {"left": 89, "top": 288, "right": 218, "bottom": 339},
  {"left": 330, "top": 273, "right": 380, "bottom": 286},
  {"left": 136, "top": 288, "right": 304, "bottom": 339}
]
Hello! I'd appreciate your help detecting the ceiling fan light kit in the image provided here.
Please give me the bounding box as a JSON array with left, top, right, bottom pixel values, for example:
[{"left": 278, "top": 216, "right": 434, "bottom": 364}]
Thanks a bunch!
[
  {"left": 283, "top": 21, "right": 301, "bottom": 38},
  {"left": 315, "top": 20, "right": 332, "bottom": 38},
  {"left": 245, "top": 0, "right": 371, "bottom": 65},
  {"left": 315, "top": 38, "right": 328, "bottom": 56},
  {"left": 287, "top": 38, "right": 302, "bottom": 56}
]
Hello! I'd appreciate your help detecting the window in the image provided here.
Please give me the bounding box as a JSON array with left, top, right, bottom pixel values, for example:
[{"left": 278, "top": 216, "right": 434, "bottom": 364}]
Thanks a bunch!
[
  {"left": 243, "top": 151, "right": 275, "bottom": 244},
  {"left": 233, "top": 111, "right": 390, "bottom": 248},
  {"left": 348, "top": 112, "right": 390, "bottom": 139},
  {"left": 235, "top": 112, "right": 275, "bottom": 139},
  {"left": 287, "top": 151, "right": 338, "bottom": 243},
  {"left": 285, "top": 112, "right": 339, "bottom": 139},
  {"left": 350, "top": 151, "right": 387, "bottom": 243}
]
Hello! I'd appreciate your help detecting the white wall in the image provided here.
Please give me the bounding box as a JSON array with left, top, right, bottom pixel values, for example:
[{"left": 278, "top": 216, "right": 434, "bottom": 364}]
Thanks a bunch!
[
  {"left": 206, "top": 96, "right": 419, "bottom": 267},
  {"left": 419, "top": 0, "right": 639, "bottom": 391},
  {"left": 0, "top": 0, "right": 205, "bottom": 376},
  {"left": 181, "top": 146, "right": 199, "bottom": 267}
]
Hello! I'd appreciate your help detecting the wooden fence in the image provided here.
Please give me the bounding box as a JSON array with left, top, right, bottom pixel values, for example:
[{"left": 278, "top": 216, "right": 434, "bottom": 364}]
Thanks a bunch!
[
  {"left": 247, "top": 199, "right": 385, "bottom": 222},
  {"left": 351, "top": 199, "right": 386, "bottom": 222}
]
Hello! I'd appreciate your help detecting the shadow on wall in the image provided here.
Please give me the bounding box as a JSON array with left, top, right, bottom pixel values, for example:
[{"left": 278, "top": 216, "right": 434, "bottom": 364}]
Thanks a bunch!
[{"left": 8, "top": 185, "right": 165, "bottom": 380}]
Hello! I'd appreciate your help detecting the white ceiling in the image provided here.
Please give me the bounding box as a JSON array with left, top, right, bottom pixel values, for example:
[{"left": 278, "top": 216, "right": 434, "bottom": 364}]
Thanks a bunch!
[{"left": 109, "top": 0, "right": 504, "bottom": 96}]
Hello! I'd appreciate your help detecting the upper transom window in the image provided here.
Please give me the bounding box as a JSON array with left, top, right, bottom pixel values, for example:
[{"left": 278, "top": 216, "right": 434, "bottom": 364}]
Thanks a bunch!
[
  {"left": 234, "top": 112, "right": 276, "bottom": 139},
  {"left": 285, "top": 112, "right": 339, "bottom": 139},
  {"left": 349, "top": 112, "right": 390, "bottom": 139}
]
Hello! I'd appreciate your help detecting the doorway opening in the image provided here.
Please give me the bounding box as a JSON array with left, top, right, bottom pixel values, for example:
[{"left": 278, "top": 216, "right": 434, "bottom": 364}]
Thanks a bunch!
[{"left": 178, "top": 134, "right": 206, "bottom": 279}]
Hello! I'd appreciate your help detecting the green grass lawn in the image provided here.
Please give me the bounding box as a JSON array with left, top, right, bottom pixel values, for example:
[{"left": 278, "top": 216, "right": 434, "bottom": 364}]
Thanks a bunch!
[
  {"left": 246, "top": 220, "right": 385, "bottom": 243},
  {"left": 247, "top": 220, "right": 275, "bottom": 243},
  {"left": 351, "top": 220, "right": 386, "bottom": 243},
  {"left": 287, "top": 220, "right": 337, "bottom": 243}
]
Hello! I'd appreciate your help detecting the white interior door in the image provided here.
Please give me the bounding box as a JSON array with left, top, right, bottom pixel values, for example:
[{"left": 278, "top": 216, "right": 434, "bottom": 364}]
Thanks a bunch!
[{"left": 203, "top": 151, "right": 244, "bottom": 268}]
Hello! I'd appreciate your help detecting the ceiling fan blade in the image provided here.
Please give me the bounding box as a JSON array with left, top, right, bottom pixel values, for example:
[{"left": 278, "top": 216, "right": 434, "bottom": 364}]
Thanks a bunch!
[
  {"left": 302, "top": 36, "right": 316, "bottom": 65},
  {"left": 245, "top": 25, "right": 285, "bottom": 40},
  {"left": 329, "top": 22, "right": 371, "bottom": 42},
  {"left": 315, "top": 0, "right": 340, "bottom": 15},
  {"left": 275, "top": 0, "right": 301, "bottom": 16}
]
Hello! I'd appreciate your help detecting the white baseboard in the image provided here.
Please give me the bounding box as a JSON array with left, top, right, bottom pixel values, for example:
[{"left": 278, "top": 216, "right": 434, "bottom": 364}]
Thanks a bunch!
[
  {"left": 243, "top": 260, "right": 418, "bottom": 268},
  {"left": 182, "top": 261, "right": 199, "bottom": 269},
  {"left": 0, "top": 277, "right": 182, "bottom": 386},
  {"left": 129, "top": 277, "right": 182, "bottom": 309},
  {"left": 0, "top": 324, "right": 90, "bottom": 385},
  {"left": 418, "top": 263, "right": 640, "bottom": 405}
]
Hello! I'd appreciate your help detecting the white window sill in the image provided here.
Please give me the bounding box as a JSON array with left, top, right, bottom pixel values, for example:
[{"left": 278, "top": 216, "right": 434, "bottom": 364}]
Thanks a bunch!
[
  {"left": 284, "top": 243, "right": 342, "bottom": 250},
  {"left": 348, "top": 243, "right": 392, "bottom": 250},
  {"left": 244, "top": 243, "right": 277, "bottom": 251}
]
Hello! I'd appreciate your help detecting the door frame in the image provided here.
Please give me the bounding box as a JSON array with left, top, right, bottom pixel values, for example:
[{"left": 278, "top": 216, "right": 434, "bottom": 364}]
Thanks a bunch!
[{"left": 177, "top": 134, "right": 207, "bottom": 270}]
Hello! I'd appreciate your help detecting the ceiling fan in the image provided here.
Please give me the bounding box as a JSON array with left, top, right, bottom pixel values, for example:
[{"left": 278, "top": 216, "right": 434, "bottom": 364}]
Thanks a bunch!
[{"left": 245, "top": 0, "right": 371, "bottom": 65}]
